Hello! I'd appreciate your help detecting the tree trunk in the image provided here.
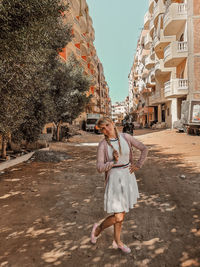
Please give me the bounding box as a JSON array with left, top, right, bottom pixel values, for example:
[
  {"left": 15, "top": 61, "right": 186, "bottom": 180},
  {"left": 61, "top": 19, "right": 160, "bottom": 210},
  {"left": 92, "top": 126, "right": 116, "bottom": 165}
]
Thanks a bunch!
[
  {"left": 1, "top": 137, "right": 7, "bottom": 159},
  {"left": 56, "top": 121, "right": 62, "bottom": 141}
]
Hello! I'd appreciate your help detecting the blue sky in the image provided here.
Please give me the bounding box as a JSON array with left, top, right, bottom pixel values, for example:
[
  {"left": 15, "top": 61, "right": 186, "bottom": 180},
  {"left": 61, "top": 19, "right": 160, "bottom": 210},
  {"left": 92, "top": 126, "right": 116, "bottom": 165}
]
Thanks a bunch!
[{"left": 87, "top": 0, "right": 148, "bottom": 103}]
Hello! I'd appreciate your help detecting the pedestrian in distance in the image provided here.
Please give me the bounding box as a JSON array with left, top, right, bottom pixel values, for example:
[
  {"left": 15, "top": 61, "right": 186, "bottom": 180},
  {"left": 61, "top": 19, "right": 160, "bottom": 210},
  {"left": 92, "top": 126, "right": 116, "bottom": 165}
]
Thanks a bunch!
[
  {"left": 91, "top": 117, "right": 148, "bottom": 253},
  {"left": 122, "top": 122, "right": 130, "bottom": 133}
]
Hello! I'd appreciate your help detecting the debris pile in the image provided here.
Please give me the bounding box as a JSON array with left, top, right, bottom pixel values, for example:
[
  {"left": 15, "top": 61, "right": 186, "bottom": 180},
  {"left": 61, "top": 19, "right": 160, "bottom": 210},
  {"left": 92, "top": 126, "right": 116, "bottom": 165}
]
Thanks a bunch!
[{"left": 31, "top": 151, "right": 70, "bottom": 163}]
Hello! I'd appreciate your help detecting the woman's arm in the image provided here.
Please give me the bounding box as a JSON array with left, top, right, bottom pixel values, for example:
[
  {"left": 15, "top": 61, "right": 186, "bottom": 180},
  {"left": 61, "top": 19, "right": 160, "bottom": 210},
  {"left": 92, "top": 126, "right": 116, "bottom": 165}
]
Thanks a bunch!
[
  {"left": 125, "top": 133, "right": 148, "bottom": 168},
  {"left": 96, "top": 142, "right": 114, "bottom": 173}
]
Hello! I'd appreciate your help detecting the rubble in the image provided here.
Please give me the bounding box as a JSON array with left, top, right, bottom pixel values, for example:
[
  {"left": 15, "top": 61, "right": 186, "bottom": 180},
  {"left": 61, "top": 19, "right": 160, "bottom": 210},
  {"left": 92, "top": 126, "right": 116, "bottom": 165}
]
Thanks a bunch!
[
  {"left": 32, "top": 150, "right": 70, "bottom": 163},
  {"left": 173, "top": 119, "right": 186, "bottom": 132},
  {"left": 152, "top": 122, "right": 167, "bottom": 129}
]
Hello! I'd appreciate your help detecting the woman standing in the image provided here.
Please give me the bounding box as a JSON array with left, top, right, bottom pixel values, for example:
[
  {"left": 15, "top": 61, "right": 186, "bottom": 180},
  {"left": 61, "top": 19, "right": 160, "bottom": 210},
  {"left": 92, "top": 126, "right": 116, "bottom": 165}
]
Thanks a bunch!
[{"left": 91, "top": 117, "right": 148, "bottom": 253}]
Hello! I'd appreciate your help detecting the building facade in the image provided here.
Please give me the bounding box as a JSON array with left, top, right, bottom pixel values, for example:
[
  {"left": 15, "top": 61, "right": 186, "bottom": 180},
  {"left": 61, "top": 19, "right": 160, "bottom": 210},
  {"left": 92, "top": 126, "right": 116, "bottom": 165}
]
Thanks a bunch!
[
  {"left": 129, "top": 0, "right": 200, "bottom": 128},
  {"left": 111, "top": 101, "right": 128, "bottom": 124},
  {"left": 61, "top": 0, "right": 111, "bottom": 123}
]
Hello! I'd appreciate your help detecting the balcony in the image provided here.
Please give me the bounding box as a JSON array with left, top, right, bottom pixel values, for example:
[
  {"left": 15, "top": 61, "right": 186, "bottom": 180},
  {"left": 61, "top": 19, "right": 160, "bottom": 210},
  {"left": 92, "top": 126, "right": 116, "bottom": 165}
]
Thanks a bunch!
[
  {"left": 141, "top": 49, "right": 150, "bottom": 64},
  {"left": 155, "top": 59, "right": 174, "bottom": 77},
  {"left": 145, "top": 55, "right": 155, "bottom": 70},
  {"left": 153, "top": 0, "right": 165, "bottom": 25},
  {"left": 149, "top": 18, "right": 154, "bottom": 37},
  {"left": 140, "top": 30, "right": 148, "bottom": 46},
  {"left": 164, "top": 79, "right": 188, "bottom": 98},
  {"left": 150, "top": 47, "right": 155, "bottom": 60},
  {"left": 150, "top": 69, "right": 155, "bottom": 82},
  {"left": 134, "top": 72, "right": 139, "bottom": 80},
  {"left": 154, "top": 30, "right": 176, "bottom": 59},
  {"left": 164, "top": 3, "right": 187, "bottom": 36},
  {"left": 79, "top": 15, "right": 87, "bottom": 33},
  {"left": 80, "top": 41, "right": 88, "bottom": 56},
  {"left": 142, "top": 68, "right": 149, "bottom": 79},
  {"left": 144, "top": 11, "right": 151, "bottom": 29},
  {"left": 149, "top": 90, "right": 161, "bottom": 105},
  {"left": 144, "top": 32, "right": 152, "bottom": 49},
  {"left": 70, "top": 0, "right": 80, "bottom": 17},
  {"left": 146, "top": 73, "right": 156, "bottom": 88},
  {"left": 141, "top": 87, "right": 151, "bottom": 96},
  {"left": 149, "top": 0, "right": 154, "bottom": 14},
  {"left": 164, "top": 41, "right": 188, "bottom": 67}
]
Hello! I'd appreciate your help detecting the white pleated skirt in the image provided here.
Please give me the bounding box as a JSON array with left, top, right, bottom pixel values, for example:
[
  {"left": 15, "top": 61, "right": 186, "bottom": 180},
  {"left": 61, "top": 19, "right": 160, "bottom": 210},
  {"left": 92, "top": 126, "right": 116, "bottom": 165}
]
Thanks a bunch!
[{"left": 104, "top": 166, "right": 139, "bottom": 213}]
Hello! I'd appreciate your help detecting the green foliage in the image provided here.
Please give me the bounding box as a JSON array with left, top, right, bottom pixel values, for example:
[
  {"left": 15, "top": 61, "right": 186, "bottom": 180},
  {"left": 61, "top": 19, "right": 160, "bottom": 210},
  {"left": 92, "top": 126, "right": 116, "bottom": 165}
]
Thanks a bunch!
[
  {"left": 0, "top": 0, "right": 91, "bottom": 151},
  {"left": 0, "top": 0, "right": 72, "bottom": 145},
  {"left": 51, "top": 54, "right": 91, "bottom": 125}
]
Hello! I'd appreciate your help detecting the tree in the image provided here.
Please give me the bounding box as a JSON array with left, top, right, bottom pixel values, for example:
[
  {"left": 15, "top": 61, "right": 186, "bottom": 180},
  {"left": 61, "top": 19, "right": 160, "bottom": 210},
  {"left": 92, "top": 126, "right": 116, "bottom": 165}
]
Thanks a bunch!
[
  {"left": 11, "top": 91, "right": 54, "bottom": 145},
  {"left": 0, "top": 0, "right": 72, "bottom": 158},
  {"left": 50, "top": 54, "right": 91, "bottom": 141}
]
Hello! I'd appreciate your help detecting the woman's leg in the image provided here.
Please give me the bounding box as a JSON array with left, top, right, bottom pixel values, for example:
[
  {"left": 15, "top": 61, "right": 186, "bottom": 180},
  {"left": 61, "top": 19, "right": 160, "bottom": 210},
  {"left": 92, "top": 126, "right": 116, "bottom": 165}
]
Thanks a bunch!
[
  {"left": 95, "top": 214, "right": 116, "bottom": 237},
  {"left": 94, "top": 212, "right": 125, "bottom": 238},
  {"left": 114, "top": 212, "right": 125, "bottom": 246}
]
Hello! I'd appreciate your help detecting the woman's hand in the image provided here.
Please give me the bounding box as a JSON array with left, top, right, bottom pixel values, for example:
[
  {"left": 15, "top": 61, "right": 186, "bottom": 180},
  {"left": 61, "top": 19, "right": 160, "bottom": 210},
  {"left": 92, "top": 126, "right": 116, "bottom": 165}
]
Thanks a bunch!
[
  {"left": 113, "top": 150, "right": 119, "bottom": 163},
  {"left": 129, "top": 164, "right": 139, "bottom": 173}
]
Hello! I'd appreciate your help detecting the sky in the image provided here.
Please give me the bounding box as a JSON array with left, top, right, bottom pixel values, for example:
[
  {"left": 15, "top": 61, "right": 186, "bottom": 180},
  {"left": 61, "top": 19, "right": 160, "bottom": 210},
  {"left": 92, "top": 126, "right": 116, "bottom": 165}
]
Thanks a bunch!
[{"left": 86, "top": 0, "right": 148, "bottom": 104}]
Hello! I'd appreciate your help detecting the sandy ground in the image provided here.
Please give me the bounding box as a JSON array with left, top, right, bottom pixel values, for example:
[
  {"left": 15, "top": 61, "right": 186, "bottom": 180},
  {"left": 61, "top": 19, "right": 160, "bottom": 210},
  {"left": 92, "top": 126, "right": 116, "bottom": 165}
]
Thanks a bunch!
[{"left": 0, "top": 129, "right": 199, "bottom": 267}]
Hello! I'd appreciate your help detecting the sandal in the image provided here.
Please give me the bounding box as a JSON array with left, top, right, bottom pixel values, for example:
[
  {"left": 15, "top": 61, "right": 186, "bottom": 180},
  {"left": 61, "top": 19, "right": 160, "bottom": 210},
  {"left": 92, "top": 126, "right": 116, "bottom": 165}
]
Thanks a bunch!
[
  {"left": 112, "top": 240, "right": 131, "bottom": 254},
  {"left": 91, "top": 223, "right": 99, "bottom": 244}
]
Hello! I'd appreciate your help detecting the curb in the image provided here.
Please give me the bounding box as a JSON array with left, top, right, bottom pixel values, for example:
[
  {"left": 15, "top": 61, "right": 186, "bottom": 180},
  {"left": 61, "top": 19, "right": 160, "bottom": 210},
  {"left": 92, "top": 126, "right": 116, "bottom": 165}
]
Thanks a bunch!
[{"left": 0, "top": 147, "right": 49, "bottom": 172}]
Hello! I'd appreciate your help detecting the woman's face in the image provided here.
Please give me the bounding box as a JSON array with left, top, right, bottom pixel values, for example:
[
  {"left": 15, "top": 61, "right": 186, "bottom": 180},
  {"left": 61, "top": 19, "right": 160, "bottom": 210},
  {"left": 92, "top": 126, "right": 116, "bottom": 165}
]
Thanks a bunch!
[{"left": 99, "top": 121, "right": 115, "bottom": 137}]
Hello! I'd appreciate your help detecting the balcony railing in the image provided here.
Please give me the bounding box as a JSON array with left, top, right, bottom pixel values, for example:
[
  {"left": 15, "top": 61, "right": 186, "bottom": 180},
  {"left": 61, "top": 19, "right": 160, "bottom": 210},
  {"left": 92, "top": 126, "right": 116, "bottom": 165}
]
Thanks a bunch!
[
  {"left": 144, "top": 33, "right": 152, "bottom": 49},
  {"left": 145, "top": 55, "right": 155, "bottom": 69},
  {"left": 164, "top": 81, "right": 171, "bottom": 93},
  {"left": 150, "top": 69, "right": 155, "bottom": 78},
  {"left": 153, "top": 34, "right": 159, "bottom": 47},
  {"left": 178, "top": 3, "right": 187, "bottom": 13},
  {"left": 178, "top": 41, "right": 188, "bottom": 52},
  {"left": 164, "top": 41, "right": 188, "bottom": 59},
  {"left": 144, "top": 11, "right": 151, "bottom": 26},
  {"left": 178, "top": 79, "right": 188, "bottom": 89},
  {"left": 153, "top": 0, "right": 165, "bottom": 21},
  {"left": 164, "top": 79, "right": 188, "bottom": 97},
  {"left": 164, "top": 45, "right": 170, "bottom": 59},
  {"left": 150, "top": 18, "right": 154, "bottom": 30},
  {"left": 150, "top": 91, "right": 161, "bottom": 101},
  {"left": 155, "top": 61, "right": 160, "bottom": 72},
  {"left": 154, "top": 4, "right": 158, "bottom": 16},
  {"left": 164, "top": 3, "right": 187, "bottom": 26}
]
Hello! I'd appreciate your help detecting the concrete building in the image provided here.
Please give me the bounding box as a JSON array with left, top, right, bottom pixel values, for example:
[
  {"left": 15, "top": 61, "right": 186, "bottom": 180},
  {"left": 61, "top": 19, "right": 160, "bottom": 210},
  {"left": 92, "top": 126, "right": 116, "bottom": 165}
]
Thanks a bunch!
[
  {"left": 111, "top": 101, "right": 128, "bottom": 124},
  {"left": 129, "top": 0, "right": 200, "bottom": 128},
  {"left": 60, "top": 0, "right": 111, "bottom": 122}
]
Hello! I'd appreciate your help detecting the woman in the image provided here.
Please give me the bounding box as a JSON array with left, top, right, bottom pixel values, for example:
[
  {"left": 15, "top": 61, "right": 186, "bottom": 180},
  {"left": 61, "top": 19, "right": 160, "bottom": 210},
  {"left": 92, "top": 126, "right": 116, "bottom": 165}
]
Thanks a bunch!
[{"left": 91, "top": 117, "right": 148, "bottom": 253}]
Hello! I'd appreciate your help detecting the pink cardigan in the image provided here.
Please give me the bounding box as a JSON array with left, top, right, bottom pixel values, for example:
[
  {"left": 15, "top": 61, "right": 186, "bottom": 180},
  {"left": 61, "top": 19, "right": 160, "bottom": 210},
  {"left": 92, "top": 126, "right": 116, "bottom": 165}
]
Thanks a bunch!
[{"left": 96, "top": 133, "right": 148, "bottom": 184}]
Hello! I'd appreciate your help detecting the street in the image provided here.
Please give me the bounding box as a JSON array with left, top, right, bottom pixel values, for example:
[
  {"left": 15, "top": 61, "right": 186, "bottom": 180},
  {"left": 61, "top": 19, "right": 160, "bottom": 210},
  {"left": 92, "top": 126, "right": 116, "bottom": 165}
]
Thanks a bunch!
[{"left": 0, "top": 129, "right": 200, "bottom": 267}]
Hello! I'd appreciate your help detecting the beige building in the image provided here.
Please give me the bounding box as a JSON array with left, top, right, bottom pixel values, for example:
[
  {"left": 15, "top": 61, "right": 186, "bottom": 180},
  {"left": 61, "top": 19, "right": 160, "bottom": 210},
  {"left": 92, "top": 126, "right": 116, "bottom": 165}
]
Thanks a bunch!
[
  {"left": 129, "top": 0, "right": 200, "bottom": 128},
  {"left": 60, "top": 0, "right": 111, "bottom": 123}
]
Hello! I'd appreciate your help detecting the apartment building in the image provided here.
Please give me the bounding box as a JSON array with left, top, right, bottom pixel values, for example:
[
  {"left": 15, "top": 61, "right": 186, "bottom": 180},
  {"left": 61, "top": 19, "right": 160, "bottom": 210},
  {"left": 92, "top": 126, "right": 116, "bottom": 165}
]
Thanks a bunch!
[
  {"left": 97, "top": 62, "right": 112, "bottom": 116},
  {"left": 129, "top": 0, "right": 200, "bottom": 128},
  {"left": 111, "top": 101, "right": 128, "bottom": 123},
  {"left": 60, "top": 0, "right": 111, "bottom": 122}
]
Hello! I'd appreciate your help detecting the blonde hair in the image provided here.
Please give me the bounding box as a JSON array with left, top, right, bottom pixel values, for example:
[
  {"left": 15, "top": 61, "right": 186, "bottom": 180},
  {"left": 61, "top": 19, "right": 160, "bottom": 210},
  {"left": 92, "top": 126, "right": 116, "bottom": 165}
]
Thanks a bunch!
[{"left": 97, "top": 117, "right": 122, "bottom": 155}]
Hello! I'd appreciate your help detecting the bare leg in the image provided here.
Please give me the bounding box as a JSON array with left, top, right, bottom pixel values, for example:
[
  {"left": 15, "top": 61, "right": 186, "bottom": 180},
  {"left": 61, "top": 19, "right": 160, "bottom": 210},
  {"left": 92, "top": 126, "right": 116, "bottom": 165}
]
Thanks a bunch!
[
  {"left": 114, "top": 212, "right": 125, "bottom": 246},
  {"left": 95, "top": 212, "right": 125, "bottom": 241},
  {"left": 95, "top": 214, "right": 116, "bottom": 237}
]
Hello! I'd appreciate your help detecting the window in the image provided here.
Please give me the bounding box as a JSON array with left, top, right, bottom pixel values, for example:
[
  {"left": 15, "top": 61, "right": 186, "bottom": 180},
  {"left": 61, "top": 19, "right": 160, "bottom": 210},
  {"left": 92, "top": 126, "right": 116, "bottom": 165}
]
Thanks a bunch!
[{"left": 47, "top": 127, "right": 52, "bottom": 134}]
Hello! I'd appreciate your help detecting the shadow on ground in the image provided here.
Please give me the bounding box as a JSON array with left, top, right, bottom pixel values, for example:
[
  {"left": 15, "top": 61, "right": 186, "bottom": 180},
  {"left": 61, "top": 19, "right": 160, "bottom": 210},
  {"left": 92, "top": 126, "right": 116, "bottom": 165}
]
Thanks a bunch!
[{"left": 0, "top": 144, "right": 199, "bottom": 267}]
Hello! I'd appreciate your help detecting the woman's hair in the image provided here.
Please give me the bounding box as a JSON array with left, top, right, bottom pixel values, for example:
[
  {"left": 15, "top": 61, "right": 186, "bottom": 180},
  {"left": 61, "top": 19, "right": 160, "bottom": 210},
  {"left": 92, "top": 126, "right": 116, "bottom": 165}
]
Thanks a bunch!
[{"left": 97, "top": 117, "right": 122, "bottom": 155}]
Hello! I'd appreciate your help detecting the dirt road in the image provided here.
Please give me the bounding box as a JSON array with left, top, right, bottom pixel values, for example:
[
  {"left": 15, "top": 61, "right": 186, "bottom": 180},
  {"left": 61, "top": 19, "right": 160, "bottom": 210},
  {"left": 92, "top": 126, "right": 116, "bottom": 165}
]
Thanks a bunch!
[{"left": 0, "top": 130, "right": 199, "bottom": 267}]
